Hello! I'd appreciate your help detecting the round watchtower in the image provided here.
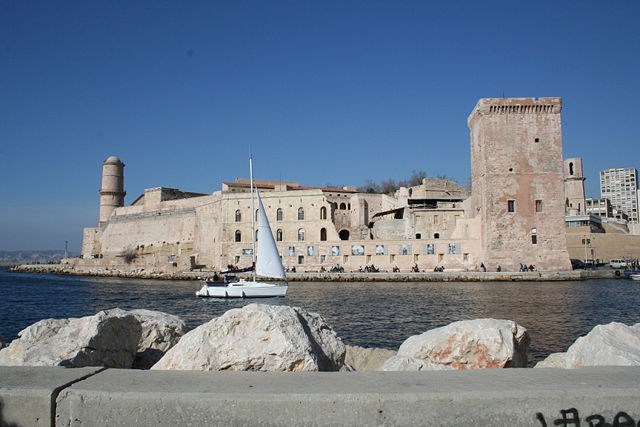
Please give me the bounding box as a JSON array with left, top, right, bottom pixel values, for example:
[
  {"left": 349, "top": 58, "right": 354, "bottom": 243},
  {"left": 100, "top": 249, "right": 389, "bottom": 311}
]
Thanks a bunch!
[{"left": 99, "top": 156, "right": 126, "bottom": 226}]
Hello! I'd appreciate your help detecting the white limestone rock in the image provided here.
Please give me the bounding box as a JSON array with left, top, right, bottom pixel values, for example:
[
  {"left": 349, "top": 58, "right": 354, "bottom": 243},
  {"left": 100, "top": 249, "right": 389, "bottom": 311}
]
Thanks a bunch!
[
  {"left": 377, "top": 355, "right": 455, "bottom": 371},
  {"left": 397, "top": 318, "right": 529, "bottom": 369},
  {"left": 345, "top": 345, "right": 397, "bottom": 371},
  {"left": 128, "top": 309, "right": 186, "bottom": 369},
  {"left": 0, "top": 309, "right": 141, "bottom": 368},
  {"left": 536, "top": 322, "right": 640, "bottom": 368},
  {"left": 152, "top": 304, "right": 345, "bottom": 371}
]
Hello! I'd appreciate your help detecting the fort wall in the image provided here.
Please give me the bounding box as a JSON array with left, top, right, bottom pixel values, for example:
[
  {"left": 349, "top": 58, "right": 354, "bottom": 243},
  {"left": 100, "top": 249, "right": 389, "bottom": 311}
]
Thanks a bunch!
[
  {"left": 80, "top": 97, "right": 577, "bottom": 273},
  {"left": 468, "top": 98, "right": 571, "bottom": 271}
]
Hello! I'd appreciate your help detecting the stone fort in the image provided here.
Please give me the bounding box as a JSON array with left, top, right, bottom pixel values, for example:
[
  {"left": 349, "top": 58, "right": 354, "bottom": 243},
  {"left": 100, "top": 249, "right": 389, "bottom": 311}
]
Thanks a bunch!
[{"left": 79, "top": 97, "right": 573, "bottom": 273}]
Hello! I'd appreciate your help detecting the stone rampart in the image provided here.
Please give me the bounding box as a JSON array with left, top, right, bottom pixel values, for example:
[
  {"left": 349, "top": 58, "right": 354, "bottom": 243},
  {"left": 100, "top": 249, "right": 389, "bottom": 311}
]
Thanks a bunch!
[{"left": 1, "top": 366, "right": 640, "bottom": 426}]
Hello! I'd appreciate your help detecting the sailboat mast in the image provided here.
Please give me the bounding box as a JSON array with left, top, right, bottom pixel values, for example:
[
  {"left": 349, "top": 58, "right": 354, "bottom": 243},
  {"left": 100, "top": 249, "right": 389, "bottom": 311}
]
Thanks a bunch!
[{"left": 250, "top": 156, "right": 257, "bottom": 282}]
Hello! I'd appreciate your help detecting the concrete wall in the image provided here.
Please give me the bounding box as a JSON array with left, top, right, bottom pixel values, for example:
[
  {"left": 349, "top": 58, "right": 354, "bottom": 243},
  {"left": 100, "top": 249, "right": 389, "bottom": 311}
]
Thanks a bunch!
[
  {"left": 566, "top": 232, "right": 640, "bottom": 262},
  {"left": 2, "top": 366, "right": 640, "bottom": 426}
]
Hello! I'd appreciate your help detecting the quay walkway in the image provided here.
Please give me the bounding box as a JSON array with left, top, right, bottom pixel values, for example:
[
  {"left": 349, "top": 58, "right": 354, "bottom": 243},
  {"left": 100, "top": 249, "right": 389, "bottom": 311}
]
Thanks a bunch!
[
  {"left": 8, "top": 264, "right": 620, "bottom": 281},
  {"left": 1, "top": 366, "right": 639, "bottom": 426}
]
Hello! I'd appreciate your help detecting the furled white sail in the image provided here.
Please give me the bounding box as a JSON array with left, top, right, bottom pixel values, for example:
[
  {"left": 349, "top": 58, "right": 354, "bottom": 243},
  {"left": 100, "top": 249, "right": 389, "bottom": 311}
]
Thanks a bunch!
[{"left": 255, "top": 191, "right": 286, "bottom": 280}]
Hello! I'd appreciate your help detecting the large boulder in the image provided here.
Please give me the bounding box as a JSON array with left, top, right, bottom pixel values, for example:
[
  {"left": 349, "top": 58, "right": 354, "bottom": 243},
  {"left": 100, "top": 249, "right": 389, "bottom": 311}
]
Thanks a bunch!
[
  {"left": 152, "top": 304, "right": 345, "bottom": 371},
  {"left": 345, "top": 345, "right": 397, "bottom": 371},
  {"left": 394, "top": 318, "right": 529, "bottom": 370},
  {"left": 378, "top": 355, "right": 455, "bottom": 371},
  {"left": 128, "top": 309, "right": 186, "bottom": 369},
  {"left": 0, "top": 309, "right": 141, "bottom": 368},
  {"left": 536, "top": 322, "right": 640, "bottom": 368}
]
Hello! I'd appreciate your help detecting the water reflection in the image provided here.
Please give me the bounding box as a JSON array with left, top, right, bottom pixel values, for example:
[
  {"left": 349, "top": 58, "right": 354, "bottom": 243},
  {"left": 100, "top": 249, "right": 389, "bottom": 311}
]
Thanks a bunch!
[{"left": 1, "top": 267, "right": 639, "bottom": 366}]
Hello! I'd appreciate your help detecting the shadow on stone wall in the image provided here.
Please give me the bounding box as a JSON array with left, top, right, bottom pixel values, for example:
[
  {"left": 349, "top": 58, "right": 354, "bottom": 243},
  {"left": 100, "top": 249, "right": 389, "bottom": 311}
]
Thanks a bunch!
[{"left": 0, "top": 398, "right": 20, "bottom": 427}]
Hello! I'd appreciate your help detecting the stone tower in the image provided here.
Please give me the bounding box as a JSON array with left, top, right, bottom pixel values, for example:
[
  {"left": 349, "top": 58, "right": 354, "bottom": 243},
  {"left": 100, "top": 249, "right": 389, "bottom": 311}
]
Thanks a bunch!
[
  {"left": 468, "top": 97, "right": 571, "bottom": 271},
  {"left": 99, "top": 156, "right": 125, "bottom": 227},
  {"left": 564, "top": 158, "right": 586, "bottom": 215}
]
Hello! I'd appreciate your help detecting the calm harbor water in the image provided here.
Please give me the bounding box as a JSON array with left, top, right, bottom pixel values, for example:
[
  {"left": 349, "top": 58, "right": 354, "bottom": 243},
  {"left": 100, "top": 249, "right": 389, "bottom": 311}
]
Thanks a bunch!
[{"left": 1, "top": 266, "right": 639, "bottom": 365}]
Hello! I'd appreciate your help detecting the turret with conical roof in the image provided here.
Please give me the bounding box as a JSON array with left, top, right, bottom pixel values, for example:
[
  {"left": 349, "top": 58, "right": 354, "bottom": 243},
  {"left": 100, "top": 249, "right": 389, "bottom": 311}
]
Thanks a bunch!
[{"left": 99, "top": 156, "right": 125, "bottom": 227}]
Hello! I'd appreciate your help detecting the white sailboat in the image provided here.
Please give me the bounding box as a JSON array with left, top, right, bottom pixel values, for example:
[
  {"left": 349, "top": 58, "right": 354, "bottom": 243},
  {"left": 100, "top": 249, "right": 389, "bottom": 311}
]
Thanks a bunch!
[{"left": 196, "top": 158, "right": 288, "bottom": 298}]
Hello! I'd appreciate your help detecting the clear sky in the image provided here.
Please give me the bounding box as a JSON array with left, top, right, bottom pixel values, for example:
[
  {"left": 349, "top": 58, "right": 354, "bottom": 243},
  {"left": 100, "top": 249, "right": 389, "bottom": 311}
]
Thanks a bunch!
[{"left": 1, "top": 1, "right": 639, "bottom": 251}]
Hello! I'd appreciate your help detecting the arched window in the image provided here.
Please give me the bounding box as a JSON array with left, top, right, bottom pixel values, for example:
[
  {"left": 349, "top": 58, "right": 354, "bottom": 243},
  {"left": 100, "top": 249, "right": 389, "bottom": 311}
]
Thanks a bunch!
[
  {"left": 276, "top": 208, "right": 283, "bottom": 221},
  {"left": 298, "top": 228, "right": 305, "bottom": 241},
  {"left": 235, "top": 210, "right": 241, "bottom": 222},
  {"left": 235, "top": 230, "right": 241, "bottom": 242},
  {"left": 569, "top": 162, "right": 574, "bottom": 176},
  {"left": 276, "top": 229, "right": 283, "bottom": 241},
  {"left": 320, "top": 206, "right": 327, "bottom": 220},
  {"left": 320, "top": 228, "right": 327, "bottom": 241},
  {"left": 255, "top": 209, "right": 259, "bottom": 221},
  {"left": 339, "top": 203, "right": 346, "bottom": 210},
  {"left": 298, "top": 207, "right": 305, "bottom": 220},
  {"left": 255, "top": 229, "right": 259, "bottom": 241},
  {"left": 339, "top": 229, "right": 350, "bottom": 240}
]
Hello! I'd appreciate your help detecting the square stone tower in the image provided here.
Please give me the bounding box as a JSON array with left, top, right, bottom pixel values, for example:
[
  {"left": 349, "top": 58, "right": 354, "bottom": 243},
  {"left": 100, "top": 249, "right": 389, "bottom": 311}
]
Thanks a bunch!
[
  {"left": 468, "top": 97, "right": 571, "bottom": 271},
  {"left": 564, "top": 158, "right": 586, "bottom": 215}
]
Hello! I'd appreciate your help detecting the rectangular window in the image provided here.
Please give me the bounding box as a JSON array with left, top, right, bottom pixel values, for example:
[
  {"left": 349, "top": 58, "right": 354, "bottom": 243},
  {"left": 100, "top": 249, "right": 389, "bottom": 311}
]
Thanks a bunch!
[
  {"left": 463, "top": 253, "right": 469, "bottom": 262},
  {"left": 298, "top": 255, "right": 304, "bottom": 265},
  {"left": 531, "top": 235, "right": 537, "bottom": 244},
  {"left": 320, "top": 255, "right": 326, "bottom": 264},
  {"left": 535, "top": 200, "right": 543, "bottom": 212},
  {"left": 508, "top": 200, "right": 515, "bottom": 212}
]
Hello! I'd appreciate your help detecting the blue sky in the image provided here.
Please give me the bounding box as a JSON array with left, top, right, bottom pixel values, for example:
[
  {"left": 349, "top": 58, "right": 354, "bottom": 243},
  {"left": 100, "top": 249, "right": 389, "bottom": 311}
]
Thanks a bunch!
[{"left": 1, "top": 1, "right": 639, "bottom": 251}]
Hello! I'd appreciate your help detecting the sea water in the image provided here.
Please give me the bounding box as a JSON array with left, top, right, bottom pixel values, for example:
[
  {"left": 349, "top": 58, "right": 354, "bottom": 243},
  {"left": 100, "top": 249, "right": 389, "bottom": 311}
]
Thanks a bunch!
[{"left": 1, "top": 266, "right": 639, "bottom": 365}]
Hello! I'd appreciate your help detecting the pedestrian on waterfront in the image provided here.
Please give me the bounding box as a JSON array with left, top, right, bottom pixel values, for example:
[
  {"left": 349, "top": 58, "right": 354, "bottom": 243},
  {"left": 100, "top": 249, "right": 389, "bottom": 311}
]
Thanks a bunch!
[{"left": 480, "top": 263, "right": 486, "bottom": 272}]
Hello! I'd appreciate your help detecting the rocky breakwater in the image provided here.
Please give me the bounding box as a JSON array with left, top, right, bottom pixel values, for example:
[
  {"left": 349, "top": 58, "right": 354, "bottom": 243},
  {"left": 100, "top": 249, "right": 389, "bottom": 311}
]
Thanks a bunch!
[
  {"left": 152, "top": 304, "right": 346, "bottom": 371},
  {"left": 3, "top": 305, "right": 640, "bottom": 373},
  {"left": 8, "top": 263, "right": 202, "bottom": 280},
  {"left": 0, "top": 309, "right": 185, "bottom": 369},
  {"left": 378, "top": 319, "right": 529, "bottom": 371},
  {"left": 536, "top": 321, "right": 640, "bottom": 368}
]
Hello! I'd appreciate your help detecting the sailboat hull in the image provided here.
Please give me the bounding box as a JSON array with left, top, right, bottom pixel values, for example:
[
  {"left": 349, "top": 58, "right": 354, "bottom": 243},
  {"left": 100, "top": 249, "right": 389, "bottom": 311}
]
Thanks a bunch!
[{"left": 196, "top": 281, "right": 288, "bottom": 298}]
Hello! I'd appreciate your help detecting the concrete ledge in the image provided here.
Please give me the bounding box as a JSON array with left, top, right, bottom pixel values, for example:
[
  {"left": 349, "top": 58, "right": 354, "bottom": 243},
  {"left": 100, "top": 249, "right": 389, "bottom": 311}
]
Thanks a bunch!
[
  {"left": 0, "top": 366, "right": 104, "bottom": 427},
  {"left": 1, "top": 367, "right": 637, "bottom": 426}
]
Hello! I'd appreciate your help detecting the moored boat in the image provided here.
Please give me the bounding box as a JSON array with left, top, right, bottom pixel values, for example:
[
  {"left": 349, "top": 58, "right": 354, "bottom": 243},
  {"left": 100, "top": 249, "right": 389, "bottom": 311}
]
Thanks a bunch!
[{"left": 196, "top": 157, "right": 288, "bottom": 298}]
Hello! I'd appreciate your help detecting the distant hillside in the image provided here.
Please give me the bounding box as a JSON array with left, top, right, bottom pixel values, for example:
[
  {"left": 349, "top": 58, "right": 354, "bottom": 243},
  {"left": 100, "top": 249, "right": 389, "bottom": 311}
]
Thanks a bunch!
[{"left": 0, "top": 250, "right": 76, "bottom": 264}]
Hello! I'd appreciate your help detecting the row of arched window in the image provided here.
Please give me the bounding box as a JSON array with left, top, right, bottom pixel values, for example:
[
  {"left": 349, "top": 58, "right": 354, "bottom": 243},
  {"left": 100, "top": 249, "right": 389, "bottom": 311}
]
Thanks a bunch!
[
  {"left": 234, "top": 228, "right": 328, "bottom": 242},
  {"left": 235, "top": 206, "right": 329, "bottom": 222}
]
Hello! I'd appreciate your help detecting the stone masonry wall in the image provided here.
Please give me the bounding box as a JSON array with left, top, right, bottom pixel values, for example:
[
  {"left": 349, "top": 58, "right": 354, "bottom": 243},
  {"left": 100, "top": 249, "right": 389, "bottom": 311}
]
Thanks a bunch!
[{"left": 468, "top": 98, "right": 571, "bottom": 271}]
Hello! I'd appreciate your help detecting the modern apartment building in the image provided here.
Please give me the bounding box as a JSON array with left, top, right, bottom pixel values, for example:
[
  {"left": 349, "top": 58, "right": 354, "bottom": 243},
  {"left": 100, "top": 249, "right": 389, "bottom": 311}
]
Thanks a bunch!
[{"left": 600, "top": 168, "right": 639, "bottom": 223}]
